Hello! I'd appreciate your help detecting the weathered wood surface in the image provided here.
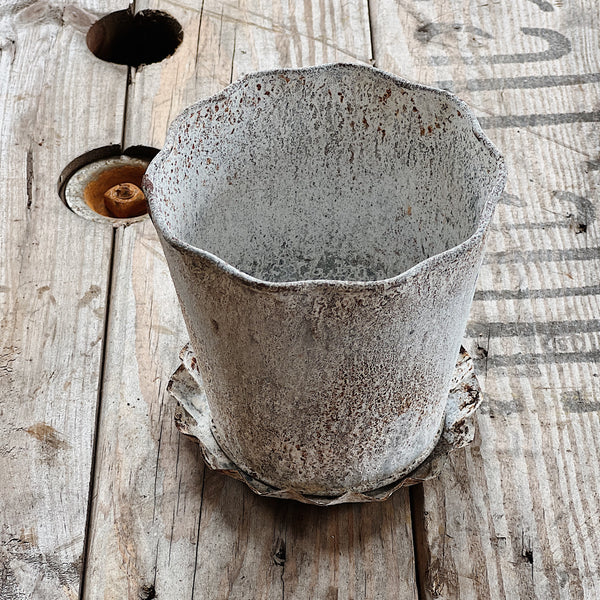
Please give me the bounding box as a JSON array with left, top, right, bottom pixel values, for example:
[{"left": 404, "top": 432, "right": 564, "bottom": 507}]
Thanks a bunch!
[
  {"left": 371, "top": 0, "right": 600, "bottom": 598},
  {"left": 82, "top": 1, "right": 417, "bottom": 599},
  {"left": 2, "top": 0, "right": 599, "bottom": 598},
  {"left": 0, "top": 2, "right": 127, "bottom": 599}
]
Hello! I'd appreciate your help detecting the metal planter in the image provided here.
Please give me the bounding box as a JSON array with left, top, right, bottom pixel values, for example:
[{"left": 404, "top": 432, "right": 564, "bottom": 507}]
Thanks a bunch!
[{"left": 143, "top": 63, "right": 506, "bottom": 497}]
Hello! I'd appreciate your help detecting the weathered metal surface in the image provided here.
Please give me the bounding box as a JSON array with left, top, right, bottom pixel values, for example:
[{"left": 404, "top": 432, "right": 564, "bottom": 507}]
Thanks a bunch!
[
  {"left": 143, "top": 63, "right": 506, "bottom": 496},
  {"left": 168, "top": 344, "right": 482, "bottom": 505}
]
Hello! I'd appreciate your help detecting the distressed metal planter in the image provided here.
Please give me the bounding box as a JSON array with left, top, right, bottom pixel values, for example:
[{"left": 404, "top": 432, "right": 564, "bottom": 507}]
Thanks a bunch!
[
  {"left": 169, "top": 344, "right": 483, "bottom": 505},
  {"left": 143, "top": 63, "right": 506, "bottom": 498}
]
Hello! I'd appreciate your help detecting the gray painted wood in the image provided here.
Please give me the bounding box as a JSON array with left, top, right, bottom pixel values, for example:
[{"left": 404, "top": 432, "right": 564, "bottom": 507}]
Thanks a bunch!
[
  {"left": 83, "top": 1, "right": 417, "bottom": 599},
  {"left": 4, "top": 0, "right": 598, "bottom": 598},
  {"left": 371, "top": 0, "right": 600, "bottom": 597},
  {"left": 0, "top": 1, "right": 125, "bottom": 598}
]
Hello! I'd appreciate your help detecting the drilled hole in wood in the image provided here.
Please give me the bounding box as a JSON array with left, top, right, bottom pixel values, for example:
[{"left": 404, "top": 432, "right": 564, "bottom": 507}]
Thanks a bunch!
[
  {"left": 87, "top": 7, "right": 183, "bottom": 68},
  {"left": 58, "top": 145, "right": 159, "bottom": 225}
]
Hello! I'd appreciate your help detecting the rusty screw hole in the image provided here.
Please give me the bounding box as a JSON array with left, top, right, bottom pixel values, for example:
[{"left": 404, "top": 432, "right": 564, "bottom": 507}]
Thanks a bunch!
[
  {"left": 87, "top": 8, "right": 183, "bottom": 68},
  {"left": 104, "top": 182, "right": 147, "bottom": 218},
  {"left": 83, "top": 164, "right": 148, "bottom": 218},
  {"left": 58, "top": 145, "right": 158, "bottom": 225}
]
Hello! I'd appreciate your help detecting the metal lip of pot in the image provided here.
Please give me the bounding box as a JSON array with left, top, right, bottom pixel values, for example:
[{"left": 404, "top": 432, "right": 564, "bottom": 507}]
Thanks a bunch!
[
  {"left": 143, "top": 62, "right": 507, "bottom": 496},
  {"left": 143, "top": 62, "right": 506, "bottom": 291}
]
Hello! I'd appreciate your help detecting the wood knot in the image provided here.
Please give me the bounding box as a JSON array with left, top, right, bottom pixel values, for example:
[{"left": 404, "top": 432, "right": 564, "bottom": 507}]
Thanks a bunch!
[
  {"left": 522, "top": 549, "right": 533, "bottom": 564},
  {"left": 273, "top": 538, "right": 286, "bottom": 566},
  {"left": 139, "top": 583, "right": 156, "bottom": 599}
]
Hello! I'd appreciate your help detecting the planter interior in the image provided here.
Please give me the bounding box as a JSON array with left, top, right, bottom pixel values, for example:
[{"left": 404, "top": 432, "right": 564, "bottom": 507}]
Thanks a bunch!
[{"left": 147, "top": 64, "right": 501, "bottom": 283}]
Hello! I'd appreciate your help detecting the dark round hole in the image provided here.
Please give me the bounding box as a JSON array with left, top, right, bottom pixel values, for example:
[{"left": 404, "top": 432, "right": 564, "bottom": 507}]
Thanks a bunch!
[{"left": 87, "top": 9, "right": 183, "bottom": 68}]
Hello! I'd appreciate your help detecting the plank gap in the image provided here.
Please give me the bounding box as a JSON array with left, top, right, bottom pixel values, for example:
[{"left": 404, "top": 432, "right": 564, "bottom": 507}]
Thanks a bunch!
[
  {"left": 78, "top": 226, "right": 117, "bottom": 600},
  {"left": 410, "top": 484, "right": 430, "bottom": 600},
  {"left": 189, "top": 463, "right": 206, "bottom": 600},
  {"left": 366, "top": 0, "right": 376, "bottom": 67},
  {"left": 121, "top": 65, "right": 133, "bottom": 150}
]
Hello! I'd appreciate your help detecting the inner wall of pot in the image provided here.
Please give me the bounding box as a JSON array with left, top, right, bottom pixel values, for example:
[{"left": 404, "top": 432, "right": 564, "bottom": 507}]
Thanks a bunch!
[{"left": 154, "top": 69, "right": 500, "bottom": 282}]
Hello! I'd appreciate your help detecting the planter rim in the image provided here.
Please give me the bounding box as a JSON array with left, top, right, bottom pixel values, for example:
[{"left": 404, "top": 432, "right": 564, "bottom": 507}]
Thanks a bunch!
[{"left": 143, "top": 62, "right": 507, "bottom": 292}]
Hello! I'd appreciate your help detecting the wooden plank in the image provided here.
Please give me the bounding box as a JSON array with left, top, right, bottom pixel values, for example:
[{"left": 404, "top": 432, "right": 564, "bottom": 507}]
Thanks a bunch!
[
  {"left": 83, "top": 1, "right": 418, "bottom": 598},
  {"left": 80, "top": 223, "right": 205, "bottom": 600},
  {"left": 0, "top": 1, "right": 128, "bottom": 598},
  {"left": 370, "top": 0, "right": 600, "bottom": 597},
  {"left": 191, "top": 471, "right": 416, "bottom": 600},
  {"left": 280, "top": 491, "right": 416, "bottom": 600},
  {"left": 81, "top": 6, "right": 211, "bottom": 598}
]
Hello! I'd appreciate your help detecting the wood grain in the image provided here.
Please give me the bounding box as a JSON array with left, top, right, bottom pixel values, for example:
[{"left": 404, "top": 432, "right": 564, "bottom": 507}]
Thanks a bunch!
[
  {"left": 8, "top": 0, "right": 598, "bottom": 597},
  {"left": 0, "top": 1, "right": 126, "bottom": 598},
  {"left": 83, "top": 1, "right": 417, "bottom": 599},
  {"left": 370, "top": 0, "right": 600, "bottom": 597}
]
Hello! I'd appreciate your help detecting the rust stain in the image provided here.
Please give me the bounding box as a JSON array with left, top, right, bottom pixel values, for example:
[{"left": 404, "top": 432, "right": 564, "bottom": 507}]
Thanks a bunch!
[
  {"left": 83, "top": 165, "right": 147, "bottom": 217},
  {"left": 26, "top": 423, "right": 70, "bottom": 450},
  {"left": 378, "top": 88, "right": 392, "bottom": 103},
  {"left": 104, "top": 183, "right": 147, "bottom": 218}
]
